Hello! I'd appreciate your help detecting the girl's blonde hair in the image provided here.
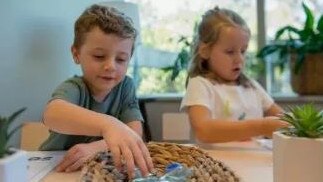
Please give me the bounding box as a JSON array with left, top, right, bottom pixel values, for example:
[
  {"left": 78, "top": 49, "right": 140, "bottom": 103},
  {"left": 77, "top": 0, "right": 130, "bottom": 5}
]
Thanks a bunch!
[
  {"left": 73, "top": 4, "right": 137, "bottom": 55},
  {"left": 188, "top": 7, "right": 253, "bottom": 87}
]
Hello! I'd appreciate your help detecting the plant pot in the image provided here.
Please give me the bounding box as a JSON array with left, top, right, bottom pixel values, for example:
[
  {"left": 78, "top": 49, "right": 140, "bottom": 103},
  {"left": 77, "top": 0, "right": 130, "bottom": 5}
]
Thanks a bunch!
[
  {"left": 0, "top": 149, "right": 28, "bottom": 182},
  {"left": 290, "top": 53, "right": 323, "bottom": 95},
  {"left": 273, "top": 131, "right": 323, "bottom": 182}
]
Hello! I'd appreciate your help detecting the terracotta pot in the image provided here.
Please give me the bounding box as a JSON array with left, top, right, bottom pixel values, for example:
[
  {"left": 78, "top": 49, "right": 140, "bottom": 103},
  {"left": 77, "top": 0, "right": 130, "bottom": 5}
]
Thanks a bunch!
[{"left": 290, "top": 53, "right": 323, "bottom": 95}]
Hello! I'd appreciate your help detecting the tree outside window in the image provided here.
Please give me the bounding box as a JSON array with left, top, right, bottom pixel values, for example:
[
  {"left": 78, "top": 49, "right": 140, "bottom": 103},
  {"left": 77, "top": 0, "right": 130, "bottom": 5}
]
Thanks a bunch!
[{"left": 128, "top": 0, "right": 257, "bottom": 95}]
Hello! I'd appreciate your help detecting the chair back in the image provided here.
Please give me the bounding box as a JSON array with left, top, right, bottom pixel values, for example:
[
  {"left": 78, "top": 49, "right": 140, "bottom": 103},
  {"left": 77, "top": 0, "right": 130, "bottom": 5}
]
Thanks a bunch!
[{"left": 20, "top": 122, "right": 49, "bottom": 151}]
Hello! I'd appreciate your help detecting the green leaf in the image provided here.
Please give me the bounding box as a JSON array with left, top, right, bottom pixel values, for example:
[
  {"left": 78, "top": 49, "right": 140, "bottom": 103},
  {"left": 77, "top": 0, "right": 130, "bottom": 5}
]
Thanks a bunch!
[
  {"left": 257, "top": 44, "right": 282, "bottom": 58},
  {"left": 167, "top": 32, "right": 193, "bottom": 81},
  {"left": 302, "top": 2, "right": 314, "bottom": 31},
  {"left": 8, "top": 107, "right": 26, "bottom": 124},
  {"left": 0, "top": 107, "right": 26, "bottom": 158},
  {"left": 317, "top": 125, "right": 323, "bottom": 132},
  {"left": 7, "top": 125, "right": 23, "bottom": 143},
  {"left": 317, "top": 15, "right": 323, "bottom": 34},
  {"left": 275, "top": 26, "right": 300, "bottom": 40},
  {"left": 161, "top": 66, "right": 174, "bottom": 72},
  {"left": 280, "top": 104, "right": 323, "bottom": 138},
  {"left": 299, "top": 29, "right": 316, "bottom": 42},
  {"left": 293, "top": 51, "right": 305, "bottom": 74}
]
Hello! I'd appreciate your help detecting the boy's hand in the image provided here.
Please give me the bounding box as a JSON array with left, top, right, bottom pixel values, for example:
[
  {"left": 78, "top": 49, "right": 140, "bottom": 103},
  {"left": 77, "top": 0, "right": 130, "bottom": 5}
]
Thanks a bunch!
[
  {"left": 101, "top": 118, "right": 154, "bottom": 179},
  {"left": 55, "top": 141, "right": 103, "bottom": 172}
]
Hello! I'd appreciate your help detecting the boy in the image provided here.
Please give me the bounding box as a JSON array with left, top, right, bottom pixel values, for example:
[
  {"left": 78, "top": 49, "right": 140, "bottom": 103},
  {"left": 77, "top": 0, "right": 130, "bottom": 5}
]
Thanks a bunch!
[{"left": 40, "top": 4, "right": 153, "bottom": 178}]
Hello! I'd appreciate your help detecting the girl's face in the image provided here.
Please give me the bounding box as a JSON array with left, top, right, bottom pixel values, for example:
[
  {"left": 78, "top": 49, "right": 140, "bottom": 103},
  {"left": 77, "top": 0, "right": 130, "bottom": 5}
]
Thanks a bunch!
[
  {"left": 72, "top": 26, "right": 133, "bottom": 101},
  {"left": 202, "top": 26, "right": 249, "bottom": 84}
]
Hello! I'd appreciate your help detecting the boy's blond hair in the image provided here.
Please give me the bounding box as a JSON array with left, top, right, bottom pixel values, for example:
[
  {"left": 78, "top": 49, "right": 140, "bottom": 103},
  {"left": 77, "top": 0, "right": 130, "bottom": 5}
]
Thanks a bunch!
[
  {"left": 189, "top": 7, "right": 252, "bottom": 87},
  {"left": 73, "top": 4, "right": 137, "bottom": 54}
]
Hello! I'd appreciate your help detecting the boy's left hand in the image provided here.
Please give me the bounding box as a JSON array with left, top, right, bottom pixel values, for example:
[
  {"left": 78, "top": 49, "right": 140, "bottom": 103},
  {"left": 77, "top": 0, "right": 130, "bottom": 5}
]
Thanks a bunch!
[{"left": 55, "top": 142, "right": 102, "bottom": 172}]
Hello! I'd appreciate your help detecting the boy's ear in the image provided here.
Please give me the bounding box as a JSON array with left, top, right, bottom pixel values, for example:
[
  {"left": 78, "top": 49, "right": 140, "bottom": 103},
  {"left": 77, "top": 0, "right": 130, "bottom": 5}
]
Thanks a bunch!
[
  {"left": 198, "top": 43, "right": 210, "bottom": 60},
  {"left": 71, "top": 46, "right": 80, "bottom": 64}
]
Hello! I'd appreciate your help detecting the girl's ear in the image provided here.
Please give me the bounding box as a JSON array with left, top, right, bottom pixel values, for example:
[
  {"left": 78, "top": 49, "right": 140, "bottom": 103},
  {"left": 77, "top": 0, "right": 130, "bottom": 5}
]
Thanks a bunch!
[
  {"left": 71, "top": 46, "right": 80, "bottom": 64},
  {"left": 198, "top": 43, "right": 210, "bottom": 60}
]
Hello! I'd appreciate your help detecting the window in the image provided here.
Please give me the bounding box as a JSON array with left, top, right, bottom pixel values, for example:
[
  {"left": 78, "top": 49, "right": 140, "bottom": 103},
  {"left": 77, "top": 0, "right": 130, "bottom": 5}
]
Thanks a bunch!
[{"left": 127, "top": 0, "right": 257, "bottom": 95}]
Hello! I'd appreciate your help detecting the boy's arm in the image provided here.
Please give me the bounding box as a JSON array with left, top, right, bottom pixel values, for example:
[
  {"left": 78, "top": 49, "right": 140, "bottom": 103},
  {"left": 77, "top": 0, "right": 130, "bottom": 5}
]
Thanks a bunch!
[
  {"left": 43, "top": 99, "right": 153, "bottom": 177},
  {"left": 187, "top": 105, "right": 288, "bottom": 143},
  {"left": 55, "top": 121, "right": 143, "bottom": 173},
  {"left": 44, "top": 98, "right": 143, "bottom": 137},
  {"left": 44, "top": 99, "right": 116, "bottom": 135},
  {"left": 126, "top": 121, "right": 143, "bottom": 137}
]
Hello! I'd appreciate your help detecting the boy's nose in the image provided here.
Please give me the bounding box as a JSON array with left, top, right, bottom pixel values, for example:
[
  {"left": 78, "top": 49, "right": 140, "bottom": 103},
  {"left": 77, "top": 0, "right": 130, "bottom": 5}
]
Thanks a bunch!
[{"left": 103, "top": 59, "right": 116, "bottom": 71}]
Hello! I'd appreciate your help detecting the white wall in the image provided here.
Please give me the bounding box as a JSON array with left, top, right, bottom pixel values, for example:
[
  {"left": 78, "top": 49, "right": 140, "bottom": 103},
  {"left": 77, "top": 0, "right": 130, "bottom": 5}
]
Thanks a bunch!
[{"left": 0, "top": 0, "right": 126, "bottom": 147}]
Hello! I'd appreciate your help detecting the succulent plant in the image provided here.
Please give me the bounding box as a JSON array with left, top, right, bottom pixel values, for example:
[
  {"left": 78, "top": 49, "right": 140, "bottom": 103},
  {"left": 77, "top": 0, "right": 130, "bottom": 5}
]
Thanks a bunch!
[
  {"left": 0, "top": 107, "right": 26, "bottom": 158},
  {"left": 279, "top": 104, "right": 323, "bottom": 138}
]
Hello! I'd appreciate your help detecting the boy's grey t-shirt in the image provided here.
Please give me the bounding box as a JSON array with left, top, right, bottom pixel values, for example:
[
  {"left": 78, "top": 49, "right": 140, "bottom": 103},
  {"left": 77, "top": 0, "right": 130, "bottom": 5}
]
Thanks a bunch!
[{"left": 40, "top": 75, "right": 143, "bottom": 150}]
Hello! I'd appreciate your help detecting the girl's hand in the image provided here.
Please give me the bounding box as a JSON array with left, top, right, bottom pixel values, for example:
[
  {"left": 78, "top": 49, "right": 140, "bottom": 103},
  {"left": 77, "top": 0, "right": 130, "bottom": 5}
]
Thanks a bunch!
[
  {"left": 101, "top": 118, "right": 154, "bottom": 179},
  {"left": 262, "top": 117, "right": 290, "bottom": 138},
  {"left": 56, "top": 141, "right": 103, "bottom": 172}
]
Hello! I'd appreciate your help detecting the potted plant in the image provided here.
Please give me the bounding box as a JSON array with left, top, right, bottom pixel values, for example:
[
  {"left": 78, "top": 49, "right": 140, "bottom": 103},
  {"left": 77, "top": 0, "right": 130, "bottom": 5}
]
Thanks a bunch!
[
  {"left": 0, "top": 108, "right": 28, "bottom": 182},
  {"left": 257, "top": 2, "right": 323, "bottom": 95},
  {"left": 273, "top": 104, "right": 323, "bottom": 182}
]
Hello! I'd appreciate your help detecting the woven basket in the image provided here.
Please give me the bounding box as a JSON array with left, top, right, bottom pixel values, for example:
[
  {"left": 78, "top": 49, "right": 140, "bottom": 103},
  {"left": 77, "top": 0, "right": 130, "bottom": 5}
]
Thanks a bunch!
[
  {"left": 290, "top": 53, "right": 323, "bottom": 95},
  {"left": 80, "top": 142, "right": 239, "bottom": 182}
]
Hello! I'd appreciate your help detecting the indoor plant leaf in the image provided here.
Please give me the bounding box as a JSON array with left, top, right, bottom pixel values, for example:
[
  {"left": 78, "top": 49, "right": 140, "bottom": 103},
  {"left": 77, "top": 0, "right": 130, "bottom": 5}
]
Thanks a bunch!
[
  {"left": 257, "top": 2, "right": 323, "bottom": 93},
  {"left": 275, "top": 26, "right": 300, "bottom": 40},
  {"left": 0, "top": 107, "right": 26, "bottom": 158},
  {"left": 317, "top": 15, "right": 323, "bottom": 34},
  {"left": 302, "top": 2, "right": 314, "bottom": 31},
  {"left": 8, "top": 107, "right": 26, "bottom": 124}
]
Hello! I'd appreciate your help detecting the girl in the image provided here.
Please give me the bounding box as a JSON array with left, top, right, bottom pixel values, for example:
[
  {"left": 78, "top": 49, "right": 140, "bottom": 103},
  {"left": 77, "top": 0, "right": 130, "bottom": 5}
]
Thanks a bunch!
[
  {"left": 180, "top": 7, "right": 288, "bottom": 143},
  {"left": 40, "top": 4, "right": 153, "bottom": 178}
]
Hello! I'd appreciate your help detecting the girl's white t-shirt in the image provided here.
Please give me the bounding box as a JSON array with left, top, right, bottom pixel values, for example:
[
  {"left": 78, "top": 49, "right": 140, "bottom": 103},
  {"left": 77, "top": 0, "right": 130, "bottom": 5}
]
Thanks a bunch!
[{"left": 180, "top": 76, "right": 274, "bottom": 120}]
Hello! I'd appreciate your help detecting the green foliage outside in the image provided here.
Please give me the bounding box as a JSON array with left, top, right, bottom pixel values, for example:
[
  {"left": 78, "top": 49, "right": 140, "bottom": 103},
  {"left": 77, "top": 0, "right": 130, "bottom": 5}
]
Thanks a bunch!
[
  {"left": 131, "top": 0, "right": 260, "bottom": 95},
  {"left": 137, "top": 67, "right": 187, "bottom": 95},
  {"left": 162, "top": 35, "right": 193, "bottom": 82}
]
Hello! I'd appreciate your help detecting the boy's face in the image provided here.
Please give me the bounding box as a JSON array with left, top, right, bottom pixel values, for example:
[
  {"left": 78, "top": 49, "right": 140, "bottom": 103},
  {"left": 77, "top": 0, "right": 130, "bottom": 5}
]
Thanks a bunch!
[
  {"left": 72, "top": 27, "right": 133, "bottom": 99},
  {"left": 201, "top": 26, "right": 249, "bottom": 84}
]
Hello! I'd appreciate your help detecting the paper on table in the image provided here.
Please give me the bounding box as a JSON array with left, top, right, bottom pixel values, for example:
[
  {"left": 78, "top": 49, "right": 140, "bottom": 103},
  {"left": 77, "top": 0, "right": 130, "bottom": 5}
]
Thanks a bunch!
[
  {"left": 27, "top": 151, "right": 65, "bottom": 182},
  {"left": 255, "top": 139, "right": 273, "bottom": 150}
]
